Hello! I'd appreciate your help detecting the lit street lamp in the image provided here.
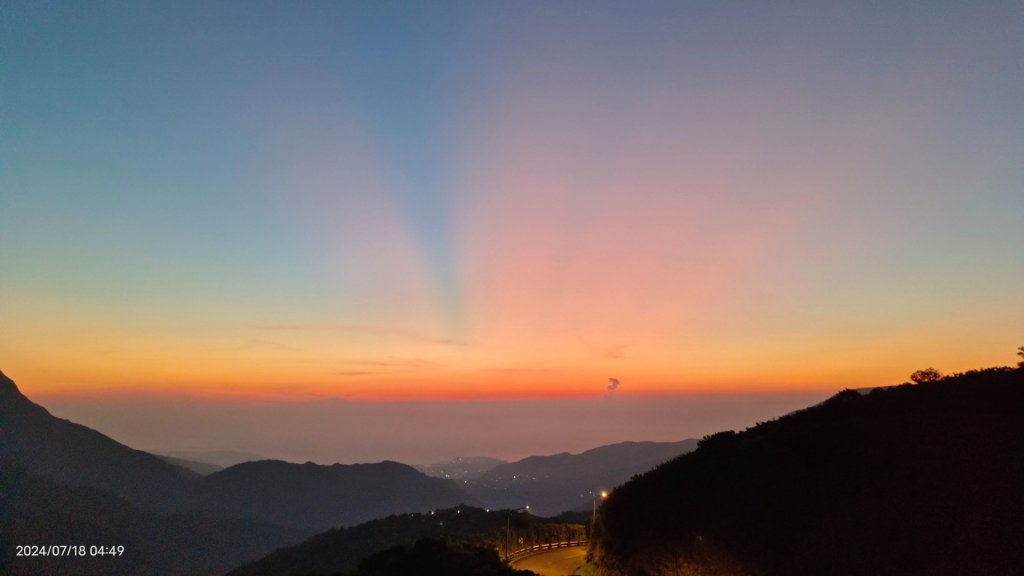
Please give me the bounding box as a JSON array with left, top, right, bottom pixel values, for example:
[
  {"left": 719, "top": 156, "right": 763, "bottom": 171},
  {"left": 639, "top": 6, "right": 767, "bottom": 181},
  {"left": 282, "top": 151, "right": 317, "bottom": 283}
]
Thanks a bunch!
[
  {"left": 591, "top": 490, "right": 608, "bottom": 536},
  {"left": 505, "top": 505, "right": 530, "bottom": 561}
]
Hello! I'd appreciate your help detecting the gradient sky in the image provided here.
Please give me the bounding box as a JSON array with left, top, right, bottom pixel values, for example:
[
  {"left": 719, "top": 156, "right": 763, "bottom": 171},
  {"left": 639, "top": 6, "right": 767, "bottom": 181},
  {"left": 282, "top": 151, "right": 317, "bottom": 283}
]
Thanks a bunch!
[{"left": 2, "top": 2, "right": 1024, "bottom": 458}]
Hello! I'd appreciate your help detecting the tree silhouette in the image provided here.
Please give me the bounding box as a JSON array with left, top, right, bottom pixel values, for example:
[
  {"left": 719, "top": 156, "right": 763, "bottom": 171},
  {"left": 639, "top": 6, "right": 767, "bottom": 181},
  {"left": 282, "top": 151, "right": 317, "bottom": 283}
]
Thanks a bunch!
[
  {"left": 909, "top": 368, "right": 943, "bottom": 384},
  {"left": 1017, "top": 346, "right": 1024, "bottom": 368}
]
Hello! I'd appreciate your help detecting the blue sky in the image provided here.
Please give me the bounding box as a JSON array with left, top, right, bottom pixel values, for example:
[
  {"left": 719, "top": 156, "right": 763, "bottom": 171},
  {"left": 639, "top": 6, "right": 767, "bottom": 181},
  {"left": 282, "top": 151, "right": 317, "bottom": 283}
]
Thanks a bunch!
[{"left": 2, "top": 1, "right": 1023, "bottom": 458}]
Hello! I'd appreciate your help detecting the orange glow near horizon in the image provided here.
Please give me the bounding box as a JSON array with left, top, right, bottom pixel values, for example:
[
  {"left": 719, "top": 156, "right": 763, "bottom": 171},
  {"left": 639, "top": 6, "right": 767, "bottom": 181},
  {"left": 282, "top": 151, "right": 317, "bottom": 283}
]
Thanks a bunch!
[
  {"left": 4, "top": 267, "right": 1020, "bottom": 402},
  {"left": 9, "top": 339, "right": 1014, "bottom": 404},
  {"left": 3, "top": 3, "right": 1024, "bottom": 404}
]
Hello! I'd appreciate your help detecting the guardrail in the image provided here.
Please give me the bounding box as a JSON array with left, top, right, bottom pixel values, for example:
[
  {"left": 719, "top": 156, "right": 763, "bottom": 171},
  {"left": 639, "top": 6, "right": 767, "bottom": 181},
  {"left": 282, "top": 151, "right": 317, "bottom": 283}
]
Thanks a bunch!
[{"left": 507, "top": 539, "right": 587, "bottom": 562}]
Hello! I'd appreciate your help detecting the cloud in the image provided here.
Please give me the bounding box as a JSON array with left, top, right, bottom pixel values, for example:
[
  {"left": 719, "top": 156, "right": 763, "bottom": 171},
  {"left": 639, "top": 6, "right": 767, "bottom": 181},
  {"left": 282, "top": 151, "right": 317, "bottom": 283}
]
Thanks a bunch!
[{"left": 607, "top": 377, "right": 620, "bottom": 395}]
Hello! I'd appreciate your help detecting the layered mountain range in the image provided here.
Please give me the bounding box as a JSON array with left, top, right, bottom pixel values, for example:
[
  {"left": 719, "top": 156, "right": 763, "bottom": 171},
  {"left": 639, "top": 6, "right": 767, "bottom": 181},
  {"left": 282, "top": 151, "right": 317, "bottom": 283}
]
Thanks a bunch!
[
  {"left": 460, "top": 439, "right": 698, "bottom": 515},
  {"left": 0, "top": 371, "right": 467, "bottom": 532},
  {"left": 1, "top": 369, "right": 697, "bottom": 575}
]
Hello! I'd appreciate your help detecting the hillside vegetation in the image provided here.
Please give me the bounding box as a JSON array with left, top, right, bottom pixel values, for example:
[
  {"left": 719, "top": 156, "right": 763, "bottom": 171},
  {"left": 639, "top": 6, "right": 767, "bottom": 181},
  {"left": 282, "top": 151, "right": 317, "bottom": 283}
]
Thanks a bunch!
[
  {"left": 594, "top": 367, "right": 1024, "bottom": 576},
  {"left": 228, "top": 506, "right": 584, "bottom": 576}
]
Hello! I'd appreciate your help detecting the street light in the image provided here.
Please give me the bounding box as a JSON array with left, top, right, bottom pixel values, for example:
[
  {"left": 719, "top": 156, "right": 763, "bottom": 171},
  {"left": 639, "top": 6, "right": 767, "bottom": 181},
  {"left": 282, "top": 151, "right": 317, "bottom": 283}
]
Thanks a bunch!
[
  {"left": 591, "top": 490, "right": 608, "bottom": 536},
  {"left": 505, "top": 506, "right": 530, "bottom": 562}
]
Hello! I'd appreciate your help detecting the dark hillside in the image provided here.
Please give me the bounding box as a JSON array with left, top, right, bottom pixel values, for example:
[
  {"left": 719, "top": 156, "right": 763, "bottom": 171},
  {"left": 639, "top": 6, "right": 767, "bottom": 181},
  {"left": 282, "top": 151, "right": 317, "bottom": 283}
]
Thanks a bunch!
[
  {"left": 227, "top": 506, "right": 584, "bottom": 576},
  {"left": 191, "top": 459, "right": 468, "bottom": 531},
  {"left": 595, "top": 367, "right": 1024, "bottom": 576},
  {"left": 0, "top": 463, "right": 300, "bottom": 576},
  {"left": 351, "top": 539, "right": 535, "bottom": 576},
  {"left": 0, "top": 370, "right": 194, "bottom": 512}
]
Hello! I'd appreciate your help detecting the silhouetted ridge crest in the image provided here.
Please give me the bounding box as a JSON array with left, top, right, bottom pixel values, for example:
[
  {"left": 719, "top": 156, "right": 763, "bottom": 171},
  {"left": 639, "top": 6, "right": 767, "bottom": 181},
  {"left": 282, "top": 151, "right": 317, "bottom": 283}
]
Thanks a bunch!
[
  {"left": 0, "top": 370, "right": 48, "bottom": 417},
  {"left": 0, "top": 372, "right": 195, "bottom": 512},
  {"left": 595, "top": 367, "right": 1024, "bottom": 576},
  {"left": 465, "top": 439, "right": 697, "bottom": 515},
  {"left": 192, "top": 458, "right": 468, "bottom": 530}
]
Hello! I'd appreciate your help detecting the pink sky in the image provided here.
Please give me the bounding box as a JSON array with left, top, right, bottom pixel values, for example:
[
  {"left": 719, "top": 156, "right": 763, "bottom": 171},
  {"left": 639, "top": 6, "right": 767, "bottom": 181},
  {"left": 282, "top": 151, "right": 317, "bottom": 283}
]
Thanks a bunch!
[{"left": 3, "top": 3, "right": 1022, "bottom": 456}]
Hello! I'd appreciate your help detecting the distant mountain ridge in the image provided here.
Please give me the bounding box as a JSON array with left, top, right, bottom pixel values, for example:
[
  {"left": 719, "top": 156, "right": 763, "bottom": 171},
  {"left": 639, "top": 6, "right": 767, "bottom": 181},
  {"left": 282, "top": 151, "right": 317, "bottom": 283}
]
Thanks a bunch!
[
  {"left": 191, "top": 459, "right": 468, "bottom": 530},
  {"left": 2, "top": 369, "right": 707, "bottom": 575},
  {"left": 466, "top": 439, "right": 698, "bottom": 515},
  {"left": 0, "top": 371, "right": 470, "bottom": 533},
  {"left": 414, "top": 456, "right": 507, "bottom": 479},
  {"left": 155, "top": 454, "right": 224, "bottom": 475},
  {"left": 153, "top": 449, "right": 267, "bottom": 469}
]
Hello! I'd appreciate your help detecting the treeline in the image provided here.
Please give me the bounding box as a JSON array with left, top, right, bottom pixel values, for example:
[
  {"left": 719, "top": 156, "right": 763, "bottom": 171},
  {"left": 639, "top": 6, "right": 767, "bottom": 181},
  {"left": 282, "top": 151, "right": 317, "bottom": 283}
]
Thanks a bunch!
[
  {"left": 228, "top": 506, "right": 585, "bottom": 576},
  {"left": 348, "top": 539, "right": 535, "bottom": 576},
  {"left": 593, "top": 366, "right": 1024, "bottom": 576}
]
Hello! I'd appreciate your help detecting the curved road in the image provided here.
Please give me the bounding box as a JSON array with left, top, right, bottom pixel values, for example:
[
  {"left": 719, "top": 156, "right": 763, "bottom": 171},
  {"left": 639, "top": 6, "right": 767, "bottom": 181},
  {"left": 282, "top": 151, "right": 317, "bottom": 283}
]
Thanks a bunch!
[{"left": 511, "top": 547, "right": 587, "bottom": 576}]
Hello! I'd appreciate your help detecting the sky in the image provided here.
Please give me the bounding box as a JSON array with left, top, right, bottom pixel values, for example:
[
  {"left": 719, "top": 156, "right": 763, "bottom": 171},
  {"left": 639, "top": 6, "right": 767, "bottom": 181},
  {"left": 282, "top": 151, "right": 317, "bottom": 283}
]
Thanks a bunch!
[{"left": 2, "top": 2, "right": 1023, "bottom": 462}]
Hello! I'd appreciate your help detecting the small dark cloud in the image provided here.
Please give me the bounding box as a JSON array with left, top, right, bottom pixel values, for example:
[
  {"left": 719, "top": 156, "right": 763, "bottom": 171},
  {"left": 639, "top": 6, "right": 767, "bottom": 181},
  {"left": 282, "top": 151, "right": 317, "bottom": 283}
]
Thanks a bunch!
[{"left": 607, "top": 378, "right": 620, "bottom": 395}]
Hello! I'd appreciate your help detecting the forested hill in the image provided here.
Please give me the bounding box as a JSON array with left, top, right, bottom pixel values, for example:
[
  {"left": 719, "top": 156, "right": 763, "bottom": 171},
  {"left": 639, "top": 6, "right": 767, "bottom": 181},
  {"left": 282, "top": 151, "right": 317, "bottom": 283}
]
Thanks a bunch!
[
  {"left": 227, "top": 506, "right": 584, "bottom": 576},
  {"left": 594, "top": 367, "right": 1024, "bottom": 576}
]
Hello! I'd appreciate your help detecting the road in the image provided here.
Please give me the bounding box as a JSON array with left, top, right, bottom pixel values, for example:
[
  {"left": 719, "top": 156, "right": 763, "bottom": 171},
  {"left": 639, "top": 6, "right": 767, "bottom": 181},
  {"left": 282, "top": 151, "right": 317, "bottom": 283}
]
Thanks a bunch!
[{"left": 511, "top": 547, "right": 588, "bottom": 576}]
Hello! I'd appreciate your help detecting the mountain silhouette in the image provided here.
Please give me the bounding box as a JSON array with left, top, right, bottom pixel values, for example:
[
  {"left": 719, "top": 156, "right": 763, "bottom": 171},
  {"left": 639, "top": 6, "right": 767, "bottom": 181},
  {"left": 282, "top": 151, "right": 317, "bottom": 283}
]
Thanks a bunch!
[
  {"left": 152, "top": 450, "right": 266, "bottom": 469},
  {"left": 594, "top": 367, "right": 1024, "bottom": 576},
  {"left": 1, "top": 371, "right": 472, "bottom": 531},
  {"left": 187, "top": 459, "right": 469, "bottom": 531},
  {"left": 466, "top": 439, "right": 698, "bottom": 515},
  {"left": 155, "top": 454, "right": 225, "bottom": 475},
  {"left": 0, "top": 370, "right": 195, "bottom": 512},
  {"left": 414, "top": 456, "right": 507, "bottom": 480}
]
